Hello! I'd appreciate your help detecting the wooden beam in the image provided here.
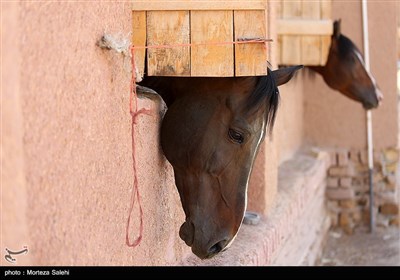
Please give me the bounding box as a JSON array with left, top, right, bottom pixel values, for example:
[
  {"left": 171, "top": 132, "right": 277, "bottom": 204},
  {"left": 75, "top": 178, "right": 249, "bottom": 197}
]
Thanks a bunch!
[
  {"left": 301, "top": 1, "right": 322, "bottom": 66},
  {"left": 320, "top": 0, "right": 332, "bottom": 20},
  {"left": 280, "top": 1, "right": 301, "bottom": 65},
  {"left": 190, "top": 10, "right": 234, "bottom": 76},
  {"left": 277, "top": 19, "right": 333, "bottom": 36},
  {"left": 132, "top": 11, "right": 146, "bottom": 80},
  {"left": 132, "top": 0, "right": 267, "bottom": 11},
  {"left": 320, "top": 35, "right": 331, "bottom": 65},
  {"left": 320, "top": 0, "right": 332, "bottom": 65},
  {"left": 234, "top": 10, "right": 268, "bottom": 76},
  {"left": 146, "top": 11, "right": 190, "bottom": 76}
]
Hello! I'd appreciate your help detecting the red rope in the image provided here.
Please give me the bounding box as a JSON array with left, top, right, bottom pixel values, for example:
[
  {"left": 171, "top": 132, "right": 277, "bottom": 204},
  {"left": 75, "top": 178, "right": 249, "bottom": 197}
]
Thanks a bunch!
[
  {"left": 125, "top": 38, "right": 270, "bottom": 248},
  {"left": 131, "top": 38, "right": 272, "bottom": 50},
  {"left": 126, "top": 46, "right": 151, "bottom": 248}
]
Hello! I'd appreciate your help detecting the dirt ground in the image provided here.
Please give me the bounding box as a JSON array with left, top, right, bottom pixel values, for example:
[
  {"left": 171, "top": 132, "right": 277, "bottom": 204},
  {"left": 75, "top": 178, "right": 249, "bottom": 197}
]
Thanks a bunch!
[{"left": 318, "top": 226, "right": 400, "bottom": 266}]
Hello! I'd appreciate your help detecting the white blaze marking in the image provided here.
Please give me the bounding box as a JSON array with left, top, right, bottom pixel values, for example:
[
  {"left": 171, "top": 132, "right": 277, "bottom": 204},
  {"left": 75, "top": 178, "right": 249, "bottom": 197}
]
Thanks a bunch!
[
  {"left": 353, "top": 49, "right": 382, "bottom": 102},
  {"left": 224, "top": 119, "right": 266, "bottom": 249}
]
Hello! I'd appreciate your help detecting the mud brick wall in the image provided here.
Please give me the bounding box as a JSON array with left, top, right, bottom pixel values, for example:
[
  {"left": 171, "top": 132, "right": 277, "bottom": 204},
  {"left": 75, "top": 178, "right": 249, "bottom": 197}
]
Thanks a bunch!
[{"left": 326, "top": 148, "right": 399, "bottom": 234}]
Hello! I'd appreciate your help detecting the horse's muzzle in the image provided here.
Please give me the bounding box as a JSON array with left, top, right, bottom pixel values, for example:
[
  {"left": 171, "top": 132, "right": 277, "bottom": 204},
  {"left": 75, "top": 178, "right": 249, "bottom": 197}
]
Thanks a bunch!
[
  {"left": 179, "top": 220, "right": 194, "bottom": 246},
  {"left": 179, "top": 219, "right": 230, "bottom": 259}
]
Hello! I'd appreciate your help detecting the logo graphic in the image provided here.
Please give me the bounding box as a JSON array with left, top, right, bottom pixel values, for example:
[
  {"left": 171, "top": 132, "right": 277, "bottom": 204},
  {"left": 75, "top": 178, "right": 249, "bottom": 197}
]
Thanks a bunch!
[{"left": 4, "top": 246, "right": 28, "bottom": 264}]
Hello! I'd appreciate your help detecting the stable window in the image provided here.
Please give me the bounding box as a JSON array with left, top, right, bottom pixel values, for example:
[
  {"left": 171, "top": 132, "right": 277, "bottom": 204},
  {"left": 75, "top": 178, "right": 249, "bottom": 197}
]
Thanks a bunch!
[{"left": 132, "top": 0, "right": 269, "bottom": 78}]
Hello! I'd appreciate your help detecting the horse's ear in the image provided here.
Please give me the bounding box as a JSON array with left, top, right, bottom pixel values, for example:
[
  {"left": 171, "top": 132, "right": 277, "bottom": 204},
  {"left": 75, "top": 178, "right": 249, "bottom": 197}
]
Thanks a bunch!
[
  {"left": 272, "top": 65, "right": 303, "bottom": 87},
  {"left": 333, "top": 19, "right": 341, "bottom": 39}
]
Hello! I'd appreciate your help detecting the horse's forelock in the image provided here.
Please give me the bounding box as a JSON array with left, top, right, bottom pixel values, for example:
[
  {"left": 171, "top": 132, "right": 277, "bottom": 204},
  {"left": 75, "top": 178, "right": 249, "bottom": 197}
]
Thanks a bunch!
[
  {"left": 337, "top": 34, "right": 361, "bottom": 60},
  {"left": 245, "top": 68, "right": 280, "bottom": 135}
]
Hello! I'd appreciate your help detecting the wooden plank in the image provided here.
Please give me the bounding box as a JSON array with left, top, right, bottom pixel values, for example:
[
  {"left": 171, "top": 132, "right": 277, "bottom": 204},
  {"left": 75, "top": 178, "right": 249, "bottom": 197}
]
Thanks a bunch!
[
  {"left": 132, "top": 11, "right": 146, "bottom": 80},
  {"left": 132, "top": 0, "right": 267, "bottom": 11},
  {"left": 146, "top": 11, "right": 190, "bottom": 76},
  {"left": 320, "top": 0, "right": 332, "bottom": 65},
  {"left": 301, "top": 36, "right": 321, "bottom": 65},
  {"left": 302, "top": 0, "right": 320, "bottom": 19},
  {"left": 320, "top": 35, "right": 331, "bottom": 65},
  {"left": 280, "top": 1, "right": 301, "bottom": 65},
  {"left": 280, "top": 35, "right": 301, "bottom": 65},
  {"left": 301, "top": 0, "right": 321, "bottom": 65},
  {"left": 276, "top": 0, "right": 283, "bottom": 19},
  {"left": 320, "top": 0, "right": 332, "bottom": 19},
  {"left": 190, "top": 10, "right": 234, "bottom": 77},
  {"left": 282, "top": 0, "right": 301, "bottom": 19},
  {"left": 277, "top": 19, "right": 333, "bottom": 35},
  {"left": 234, "top": 10, "right": 267, "bottom": 76}
]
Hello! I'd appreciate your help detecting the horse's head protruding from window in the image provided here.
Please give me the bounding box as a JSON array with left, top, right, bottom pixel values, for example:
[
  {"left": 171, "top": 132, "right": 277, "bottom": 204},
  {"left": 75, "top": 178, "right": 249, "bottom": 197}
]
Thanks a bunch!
[
  {"left": 310, "top": 19, "right": 383, "bottom": 109},
  {"left": 155, "top": 66, "right": 302, "bottom": 259}
]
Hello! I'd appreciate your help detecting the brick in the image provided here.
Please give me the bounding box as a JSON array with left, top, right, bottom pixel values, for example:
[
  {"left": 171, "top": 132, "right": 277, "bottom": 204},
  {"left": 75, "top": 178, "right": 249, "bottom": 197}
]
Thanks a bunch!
[
  {"left": 385, "top": 162, "right": 398, "bottom": 173},
  {"left": 375, "top": 191, "right": 397, "bottom": 204},
  {"left": 382, "top": 148, "right": 399, "bottom": 173},
  {"left": 339, "top": 199, "right": 356, "bottom": 209},
  {"left": 380, "top": 203, "right": 399, "bottom": 215},
  {"left": 337, "top": 149, "right": 349, "bottom": 166},
  {"left": 352, "top": 177, "right": 364, "bottom": 186},
  {"left": 356, "top": 195, "right": 368, "bottom": 207},
  {"left": 343, "top": 225, "right": 354, "bottom": 235},
  {"left": 385, "top": 173, "right": 396, "bottom": 187},
  {"left": 328, "top": 163, "right": 356, "bottom": 177},
  {"left": 351, "top": 210, "right": 362, "bottom": 224},
  {"left": 327, "top": 177, "right": 339, "bottom": 188},
  {"left": 353, "top": 184, "right": 369, "bottom": 193},
  {"left": 339, "top": 213, "right": 354, "bottom": 234},
  {"left": 383, "top": 148, "right": 399, "bottom": 163},
  {"left": 327, "top": 149, "right": 338, "bottom": 166},
  {"left": 329, "top": 212, "right": 339, "bottom": 227},
  {"left": 386, "top": 183, "right": 396, "bottom": 191},
  {"left": 327, "top": 201, "right": 340, "bottom": 213},
  {"left": 326, "top": 188, "right": 355, "bottom": 200},
  {"left": 340, "top": 207, "right": 359, "bottom": 214},
  {"left": 362, "top": 208, "right": 378, "bottom": 224},
  {"left": 373, "top": 173, "right": 383, "bottom": 184},
  {"left": 389, "top": 216, "right": 399, "bottom": 226},
  {"left": 339, "top": 212, "right": 351, "bottom": 227},
  {"left": 377, "top": 215, "right": 390, "bottom": 228},
  {"left": 349, "top": 149, "right": 360, "bottom": 163},
  {"left": 373, "top": 182, "right": 386, "bottom": 193},
  {"left": 339, "top": 177, "right": 352, "bottom": 188},
  {"left": 373, "top": 151, "right": 383, "bottom": 166},
  {"left": 355, "top": 164, "right": 369, "bottom": 174}
]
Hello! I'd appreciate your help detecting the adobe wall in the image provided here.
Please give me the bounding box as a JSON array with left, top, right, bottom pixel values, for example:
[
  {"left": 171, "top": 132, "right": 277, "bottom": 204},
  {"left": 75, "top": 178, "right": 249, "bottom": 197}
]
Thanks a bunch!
[
  {"left": 1, "top": 2, "right": 191, "bottom": 266},
  {"left": 1, "top": 2, "right": 31, "bottom": 266}
]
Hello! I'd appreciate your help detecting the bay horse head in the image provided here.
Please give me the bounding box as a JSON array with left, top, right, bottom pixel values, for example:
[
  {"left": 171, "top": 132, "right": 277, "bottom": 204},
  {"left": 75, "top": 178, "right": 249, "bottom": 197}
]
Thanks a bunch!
[
  {"left": 310, "top": 19, "right": 383, "bottom": 109},
  {"left": 139, "top": 65, "right": 302, "bottom": 259}
]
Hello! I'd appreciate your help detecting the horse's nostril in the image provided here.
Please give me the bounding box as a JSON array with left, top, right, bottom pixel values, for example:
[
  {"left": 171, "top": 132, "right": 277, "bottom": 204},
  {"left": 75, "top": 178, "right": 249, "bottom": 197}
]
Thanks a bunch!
[
  {"left": 377, "top": 92, "right": 384, "bottom": 102},
  {"left": 207, "top": 239, "right": 228, "bottom": 257},
  {"left": 179, "top": 221, "right": 195, "bottom": 246},
  {"left": 208, "top": 243, "right": 222, "bottom": 255}
]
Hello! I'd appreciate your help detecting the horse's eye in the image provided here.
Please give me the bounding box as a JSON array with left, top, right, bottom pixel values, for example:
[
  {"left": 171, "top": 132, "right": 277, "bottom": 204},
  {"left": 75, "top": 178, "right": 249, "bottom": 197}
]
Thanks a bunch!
[{"left": 228, "top": 129, "right": 244, "bottom": 144}]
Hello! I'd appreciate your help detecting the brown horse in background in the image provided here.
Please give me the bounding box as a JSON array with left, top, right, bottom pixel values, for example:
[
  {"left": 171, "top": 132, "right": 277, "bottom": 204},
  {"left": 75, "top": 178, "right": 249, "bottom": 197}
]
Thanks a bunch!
[
  {"left": 138, "top": 66, "right": 302, "bottom": 259},
  {"left": 309, "top": 19, "right": 383, "bottom": 109}
]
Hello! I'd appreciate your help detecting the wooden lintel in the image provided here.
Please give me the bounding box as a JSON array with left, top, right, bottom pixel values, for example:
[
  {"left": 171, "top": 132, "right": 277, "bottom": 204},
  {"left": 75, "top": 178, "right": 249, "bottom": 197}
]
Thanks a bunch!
[
  {"left": 132, "top": 0, "right": 267, "bottom": 11},
  {"left": 277, "top": 19, "right": 333, "bottom": 36}
]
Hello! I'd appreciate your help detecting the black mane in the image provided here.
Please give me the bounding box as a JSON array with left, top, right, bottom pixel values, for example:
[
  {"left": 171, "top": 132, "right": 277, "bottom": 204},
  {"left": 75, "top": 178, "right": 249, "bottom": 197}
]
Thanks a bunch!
[
  {"left": 246, "top": 67, "right": 280, "bottom": 135},
  {"left": 338, "top": 34, "right": 361, "bottom": 59}
]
